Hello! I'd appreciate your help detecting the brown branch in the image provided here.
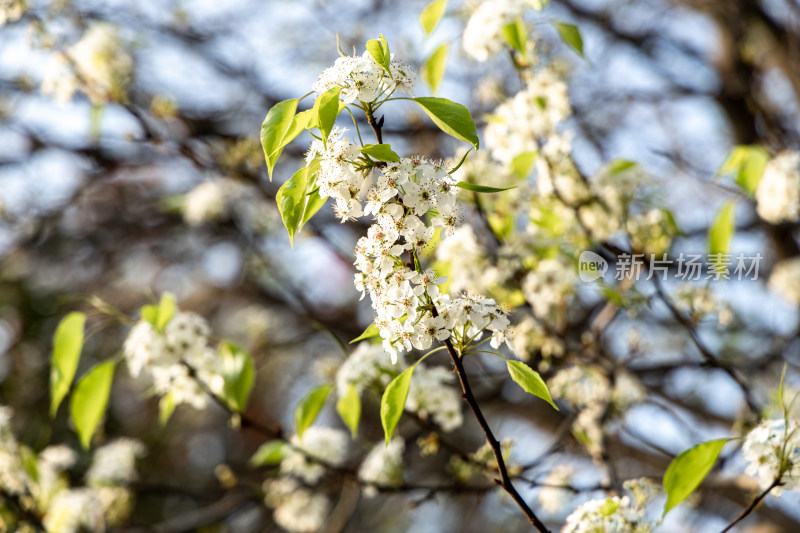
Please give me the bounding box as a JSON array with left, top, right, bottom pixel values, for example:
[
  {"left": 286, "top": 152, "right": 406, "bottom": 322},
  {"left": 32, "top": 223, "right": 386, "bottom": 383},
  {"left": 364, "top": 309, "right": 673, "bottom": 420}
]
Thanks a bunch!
[{"left": 720, "top": 478, "right": 782, "bottom": 533}]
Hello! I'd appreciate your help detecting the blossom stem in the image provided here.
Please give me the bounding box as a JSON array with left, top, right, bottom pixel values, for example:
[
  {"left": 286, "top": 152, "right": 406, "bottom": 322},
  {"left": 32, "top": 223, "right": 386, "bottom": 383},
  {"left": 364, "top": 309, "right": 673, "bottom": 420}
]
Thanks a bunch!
[
  {"left": 719, "top": 478, "right": 782, "bottom": 533},
  {"left": 432, "top": 305, "right": 551, "bottom": 533}
]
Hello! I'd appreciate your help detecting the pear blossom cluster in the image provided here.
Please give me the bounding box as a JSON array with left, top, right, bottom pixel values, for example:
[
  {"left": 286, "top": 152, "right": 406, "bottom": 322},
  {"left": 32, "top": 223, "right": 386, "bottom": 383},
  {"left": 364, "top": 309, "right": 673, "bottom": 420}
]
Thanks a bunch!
[
  {"left": 264, "top": 478, "right": 331, "bottom": 533},
  {"left": 279, "top": 427, "right": 350, "bottom": 484},
  {"left": 41, "top": 23, "right": 133, "bottom": 104},
  {"left": 0, "top": 408, "right": 144, "bottom": 532},
  {"left": 756, "top": 151, "right": 800, "bottom": 224},
  {"left": 462, "top": 0, "right": 530, "bottom": 62},
  {"left": 0, "top": 0, "right": 25, "bottom": 26},
  {"left": 484, "top": 69, "right": 571, "bottom": 165},
  {"left": 741, "top": 417, "right": 800, "bottom": 496},
  {"left": 562, "top": 495, "right": 654, "bottom": 533},
  {"left": 312, "top": 52, "right": 416, "bottom": 103},
  {"left": 123, "top": 308, "right": 224, "bottom": 410},
  {"left": 768, "top": 257, "right": 800, "bottom": 305},
  {"left": 358, "top": 438, "right": 405, "bottom": 495},
  {"left": 336, "top": 343, "right": 464, "bottom": 432}
]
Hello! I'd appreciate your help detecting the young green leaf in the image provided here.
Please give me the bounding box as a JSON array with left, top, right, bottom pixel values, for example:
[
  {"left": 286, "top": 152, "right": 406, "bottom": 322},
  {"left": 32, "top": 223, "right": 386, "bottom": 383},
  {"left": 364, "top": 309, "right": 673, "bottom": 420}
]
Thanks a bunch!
[
  {"left": 50, "top": 312, "right": 86, "bottom": 417},
  {"left": 422, "top": 43, "right": 449, "bottom": 95},
  {"left": 381, "top": 366, "right": 414, "bottom": 446},
  {"left": 607, "top": 159, "right": 638, "bottom": 174},
  {"left": 719, "top": 145, "right": 768, "bottom": 196},
  {"left": 159, "top": 392, "right": 177, "bottom": 427},
  {"left": 350, "top": 322, "right": 380, "bottom": 344},
  {"left": 295, "top": 384, "right": 332, "bottom": 438},
  {"left": 506, "top": 360, "right": 558, "bottom": 410},
  {"left": 501, "top": 17, "right": 528, "bottom": 55},
  {"left": 70, "top": 360, "right": 115, "bottom": 449},
  {"left": 336, "top": 383, "right": 361, "bottom": 438},
  {"left": 663, "top": 438, "right": 730, "bottom": 515},
  {"left": 140, "top": 304, "right": 158, "bottom": 328},
  {"left": 261, "top": 99, "right": 299, "bottom": 180},
  {"left": 708, "top": 200, "right": 736, "bottom": 256},
  {"left": 249, "top": 441, "right": 287, "bottom": 467},
  {"left": 301, "top": 188, "right": 327, "bottom": 228},
  {"left": 155, "top": 293, "right": 176, "bottom": 332},
  {"left": 511, "top": 151, "right": 537, "bottom": 178},
  {"left": 412, "top": 97, "right": 479, "bottom": 148},
  {"left": 313, "top": 86, "right": 343, "bottom": 148},
  {"left": 555, "top": 22, "right": 584, "bottom": 57},
  {"left": 361, "top": 144, "right": 400, "bottom": 162},
  {"left": 366, "top": 34, "right": 392, "bottom": 77},
  {"left": 277, "top": 161, "right": 320, "bottom": 246},
  {"left": 420, "top": 0, "right": 447, "bottom": 35},
  {"left": 219, "top": 341, "right": 255, "bottom": 413},
  {"left": 456, "top": 181, "right": 516, "bottom": 193}
]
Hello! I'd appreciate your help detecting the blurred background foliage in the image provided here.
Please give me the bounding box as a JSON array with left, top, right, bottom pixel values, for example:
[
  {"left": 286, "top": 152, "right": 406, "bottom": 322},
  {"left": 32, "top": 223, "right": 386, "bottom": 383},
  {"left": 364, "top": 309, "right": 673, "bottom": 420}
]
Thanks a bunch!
[{"left": 0, "top": 0, "right": 800, "bottom": 531}]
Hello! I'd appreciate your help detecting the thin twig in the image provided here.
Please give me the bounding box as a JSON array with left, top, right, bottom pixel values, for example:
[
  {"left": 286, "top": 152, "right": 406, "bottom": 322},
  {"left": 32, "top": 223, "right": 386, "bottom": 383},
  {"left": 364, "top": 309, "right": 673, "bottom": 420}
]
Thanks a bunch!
[{"left": 720, "top": 478, "right": 781, "bottom": 533}]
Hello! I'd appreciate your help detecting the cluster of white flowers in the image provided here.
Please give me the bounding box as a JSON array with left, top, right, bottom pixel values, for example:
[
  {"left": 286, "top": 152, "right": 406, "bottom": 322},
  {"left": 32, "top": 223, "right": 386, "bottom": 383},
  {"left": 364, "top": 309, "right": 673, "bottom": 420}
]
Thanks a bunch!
[
  {"left": 509, "top": 315, "right": 565, "bottom": 363},
  {"left": 312, "top": 52, "right": 416, "bottom": 103},
  {"left": 756, "top": 151, "right": 800, "bottom": 224},
  {"left": 42, "top": 23, "right": 133, "bottom": 104},
  {"left": 462, "top": 0, "right": 529, "bottom": 62},
  {"left": 183, "top": 180, "right": 231, "bottom": 226},
  {"left": 307, "top": 137, "right": 511, "bottom": 361},
  {"left": 537, "top": 464, "right": 574, "bottom": 514},
  {"left": 562, "top": 495, "right": 654, "bottom": 533},
  {"left": 485, "top": 69, "right": 571, "bottom": 165},
  {"left": 123, "top": 308, "right": 224, "bottom": 409},
  {"left": 358, "top": 438, "right": 405, "bottom": 495},
  {"left": 522, "top": 256, "right": 577, "bottom": 322},
  {"left": 0, "top": 409, "right": 145, "bottom": 532},
  {"left": 336, "top": 343, "right": 464, "bottom": 431},
  {"left": 741, "top": 417, "right": 800, "bottom": 496},
  {"left": 768, "top": 257, "right": 800, "bottom": 305},
  {"left": 548, "top": 365, "right": 611, "bottom": 408},
  {"left": 675, "top": 284, "right": 734, "bottom": 326},
  {"left": 0, "top": 0, "right": 25, "bottom": 26},
  {"left": 279, "top": 427, "right": 350, "bottom": 484},
  {"left": 264, "top": 478, "right": 330, "bottom": 533}
]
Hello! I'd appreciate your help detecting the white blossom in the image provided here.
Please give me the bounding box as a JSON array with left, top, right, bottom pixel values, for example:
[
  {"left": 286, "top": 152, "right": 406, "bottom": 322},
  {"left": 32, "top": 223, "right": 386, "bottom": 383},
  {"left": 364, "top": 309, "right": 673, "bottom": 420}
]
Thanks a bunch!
[
  {"left": 768, "top": 258, "right": 800, "bottom": 305},
  {"left": 742, "top": 418, "right": 800, "bottom": 496},
  {"left": 0, "top": 0, "right": 26, "bottom": 26},
  {"left": 265, "top": 478, "right": 330, "bottom": 533},
  {"left": 562, "top": 495, "right": 654, "bottom": 533},
  {"left": 756, "top": 151, "right": 800, "bottom": 224},
  {"left": 358, "top": 438, "right": 405, "bottom": 495},
  {"left": 86, "top": 438, "right": 146, "bottom": 486},
  {"left": 462, "top": 0, "right": 527, "bottom": 62}
]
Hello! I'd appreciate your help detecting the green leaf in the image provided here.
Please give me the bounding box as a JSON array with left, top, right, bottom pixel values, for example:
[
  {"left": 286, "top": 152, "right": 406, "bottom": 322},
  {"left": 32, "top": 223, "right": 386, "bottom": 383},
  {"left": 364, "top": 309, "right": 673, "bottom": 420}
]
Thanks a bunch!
[
  {"left": 420, "top": 0, "right": 447, "bottom": 35},
  {"left": 506, "top": 360, "right": 558, "bottom": 410},
  {"left": 381, "top": 366, "right": 414, "bottom": 445},
  {"left": 350, "top": 322, "right": 380, "bottom": 344},
  {"left": 511, "top": 151, "right": 537, "bottom": 178},
  {"left": 708, "top": 201, "right": 735, "bottom": 256},
  {"left": 50, "top": 312, "right": 86, "bottom": 417},
  {"left": 140, "top": 304, "right": 158, "bottom": 327},
  {"left": 361, "top": 144, "right": 400, "bottom": 162},
  {"left": 277, "top": 161, "right": 320, "bottom": 246},
  {"left": 301, "top": 188, "right": 327, "bottom": 227},
  {"left": 501, "top": 17, "right": 528, "bottom": 55},
  {"left": 555, "top": 22, "right": 584, "bottom": 57},
  {"left": 336, "top": 383, "right": 361, "bottom": 438},
  {"left": 249, "top": 441, "right": 287, "bottom": 467},
  {"left": 456, "top": 181, "right": 515, "bottom": 193},
  {"left": 422, "top": 43, "right": 449, "bottom": 95},
  {"left": 295, "top": 384, "right": 332, "bottom": 438},
  {"left": 219, "top": 341, "right": 255, "bottom": 413},
  {"left": 313, "top": 86, "right": 343, "bottom": 147},
  {"left": 607, "top": 159, "right": 637, "bottom": 174},
  {"left": 412, "top": 97, "right": 479, "bottom": 148},
  {"left": 719, "top": 145, "right": 768, "bottom": 196},
  {"left": 261, "top": 99, "right": 299, "bottom": 180},
  {"left": 159, "top": 392, "right": 177, "bottom": 427},
  {"left": 663, "top": 438, "right": 730, "bottom": 515},
  {"left": 155, "top": 293, "right": 176, "bottom": 332},
  {"left": 366, "top": 34, "right": 392, "bottom": 77},
  {"left": 70, "top": 360, "right": 115, "bottom": 449}
]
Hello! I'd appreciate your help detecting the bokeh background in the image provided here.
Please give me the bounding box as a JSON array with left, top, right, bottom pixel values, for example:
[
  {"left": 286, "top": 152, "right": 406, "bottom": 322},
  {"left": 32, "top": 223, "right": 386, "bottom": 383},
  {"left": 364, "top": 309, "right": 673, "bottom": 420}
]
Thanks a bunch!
[{"left": 1, "top": 0, "right": 800, "bottom": 531}]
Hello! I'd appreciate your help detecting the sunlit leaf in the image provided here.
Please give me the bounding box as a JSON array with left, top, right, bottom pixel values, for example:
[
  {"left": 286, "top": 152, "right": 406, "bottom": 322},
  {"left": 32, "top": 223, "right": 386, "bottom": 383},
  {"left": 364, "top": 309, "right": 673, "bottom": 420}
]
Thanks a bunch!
[
  {"left": 50, "top": 312, "right": 86, "bottom": 417},
  {"left": 555, "top": 22, "right": 584, "bottom": 57},
  {"left": 422, "top": 43, "right": 449, "bottom": 95},
  {"left": 249, "top": 441, "right": 287, "bottom": 467},
  {"left": 361, "top": 144, "right": 400, "bottom": 162},
  {"left": 663, "top": 438, "right": 730, "bottom": 515},
  {"left": 314, "top": 86, "right": 343, "bottom": 147},
  {"left": 350, "top": 322, "right": 380, "bottom": 344},
  {"left": 506, "top": 360, "right": 558, "bottom": 410},
  {"left": 413, "top": 97, "right": 479, "bottom": 148},
  {"left": 381, "top": 366, "right": 414, "bottom": 445},
  {"left": 456, "top": 181, "right": 515, "bottom": 193},
  {"left": 219, "top": 341, "right": 255, "bottom": 413},
  {"left": 70, "top": 360, "right": 115, "bottom": 449},
  {"left": 295, "top": 384, "right": 332, "bottom": 438},
  {"left": 261, "top": 99, "right": 299, "bottom": 180},
  {"left": 420, "top": 0, "right": 447, "bottom": 35},
  {"left": 336, "top": 383, "right": 361, "bottom": 438}
]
